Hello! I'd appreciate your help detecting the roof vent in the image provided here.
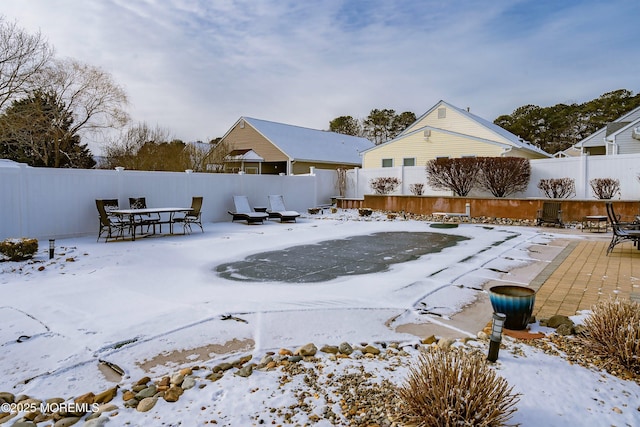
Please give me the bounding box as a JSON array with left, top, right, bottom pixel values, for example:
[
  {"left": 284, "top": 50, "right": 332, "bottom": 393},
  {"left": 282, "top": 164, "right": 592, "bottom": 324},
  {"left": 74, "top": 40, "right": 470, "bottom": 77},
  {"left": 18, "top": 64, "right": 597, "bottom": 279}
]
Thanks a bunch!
[{"left": 423, "top": 129, "right": 431, "bottom": 138}]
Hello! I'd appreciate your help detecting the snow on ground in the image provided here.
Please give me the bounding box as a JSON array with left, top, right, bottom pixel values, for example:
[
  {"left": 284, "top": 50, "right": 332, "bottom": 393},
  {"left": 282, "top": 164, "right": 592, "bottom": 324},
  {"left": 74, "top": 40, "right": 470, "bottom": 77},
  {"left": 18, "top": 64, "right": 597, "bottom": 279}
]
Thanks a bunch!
[{"left": 1, "top": 210, "right": 638, "bottom": 426}]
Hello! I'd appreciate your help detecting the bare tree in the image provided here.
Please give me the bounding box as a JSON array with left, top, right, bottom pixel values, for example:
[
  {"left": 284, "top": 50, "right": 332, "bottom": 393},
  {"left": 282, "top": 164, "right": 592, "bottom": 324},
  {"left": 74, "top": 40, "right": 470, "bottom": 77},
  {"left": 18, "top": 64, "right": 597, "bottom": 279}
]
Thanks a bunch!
[
  {"left": 103, "top": 122, "right": 172, "bottom": 170},
  {"left": 0, "top": 17, "right": 53, "bottom": 110},
  {"left": 184, "top": 139, "right": 230, "bottom": 172},
  {"left": 425, "top": 157, "right": 480, "bottom": 196},
  {"left": 34, "top": 58, "right": 129, "bottom": 145},
  {"left": 477, "top": 157, "right": 531, "bottom": 197}
]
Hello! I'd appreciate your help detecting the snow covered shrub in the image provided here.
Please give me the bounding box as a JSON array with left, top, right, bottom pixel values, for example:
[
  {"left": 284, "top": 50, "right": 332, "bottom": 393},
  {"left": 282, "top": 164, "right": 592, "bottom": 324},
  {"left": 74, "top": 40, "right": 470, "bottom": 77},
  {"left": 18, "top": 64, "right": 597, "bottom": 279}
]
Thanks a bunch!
[
  {"left": 409, "top": 183, "right": 424, "bottom": 195},
  {"left": 589, "top": 178, "right": 620, "bottom": 199},
  {"left": 0, "top": 238, "right": 38, "bottom": 261},
  {"left": 394, "top": 348, "right": 520, "bottom": 426},
  {"left": 581, "top": 298, "right": 640, "bottom": 374},
  {"left": 369, "top": 177, "right": 401, "bottom": 195},
  {"left": 537, "top": 178, "right": 575, "bottom": 198}
]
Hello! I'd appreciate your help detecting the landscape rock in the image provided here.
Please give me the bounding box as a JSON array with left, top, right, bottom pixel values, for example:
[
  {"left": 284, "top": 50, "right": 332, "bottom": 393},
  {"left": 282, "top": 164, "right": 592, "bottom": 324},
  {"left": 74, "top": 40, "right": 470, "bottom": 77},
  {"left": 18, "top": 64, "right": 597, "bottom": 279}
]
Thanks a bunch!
[
  {"left": 134, "top": 385, "right": 157, "bottom": 400},
  {"left": 181, "top": 376, "right": 196, "bottom": 390},
  {"left": 545, "top": 314, "right": 574, "bottom": 329},
  {"left": 53, "top": 417, "right": 81, "bottom": 427},
  {"left": 437, "top": 337, "right": 456, "bottom": 350},
  {"left": 170, "top": 373, "right": 184, "bottom": 386},
  {"left": 212, "top": 362, "right": 233, "bottom": 373},
  {"left": 295, "top": 343, "right": 318, "bottom": 357},
  {"left": 0, "top": 392, "right": 15, "bottom": 403},
  {"left": 338, "top": 342, "right": 354, "bottom": 355},
  {"left": 163, "top": 386, "right": 183, "bottom": 403},
  {"left": 556, "top": 323, "right": 574, "bottom": 336},
  {"left": 362, "top": 345, "right": 380, "bottom": 355},
  {"left": 136, "top": 397, "right": 157, "bottom": 412},
  {"left": 83, "top": 416, "right": 110, "bottom": 426},
  {"left": 235, "top": 364, "right": 254, "bottom": 378},
  {"left": 320, "top": 345, "right": 339, "bottom": 354}
]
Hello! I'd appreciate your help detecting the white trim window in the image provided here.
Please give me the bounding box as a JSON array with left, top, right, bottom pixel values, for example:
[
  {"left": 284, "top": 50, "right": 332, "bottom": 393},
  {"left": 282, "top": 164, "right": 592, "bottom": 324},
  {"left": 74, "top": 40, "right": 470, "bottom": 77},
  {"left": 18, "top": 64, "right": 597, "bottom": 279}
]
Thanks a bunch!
[
  {"left": 403, "top": 157, "right": 416, "bottom": 166},
  {"left": 382, "top": 158, "right": 393, "bottom": 167}
]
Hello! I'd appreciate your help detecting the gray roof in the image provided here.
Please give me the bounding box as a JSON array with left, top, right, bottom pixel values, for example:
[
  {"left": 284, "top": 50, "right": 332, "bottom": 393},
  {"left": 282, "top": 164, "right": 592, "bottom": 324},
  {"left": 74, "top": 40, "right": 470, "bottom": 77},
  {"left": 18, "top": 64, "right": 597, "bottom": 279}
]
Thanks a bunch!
[{"left": 243, "top": 117, "right": 374, "bottom": 164}]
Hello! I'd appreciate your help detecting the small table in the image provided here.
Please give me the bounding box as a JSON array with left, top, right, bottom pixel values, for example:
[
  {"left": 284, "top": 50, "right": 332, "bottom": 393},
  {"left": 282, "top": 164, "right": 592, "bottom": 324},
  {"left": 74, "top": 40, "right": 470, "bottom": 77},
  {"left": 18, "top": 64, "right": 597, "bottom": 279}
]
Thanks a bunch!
[{"left": 582, "top": 215, "right": 608, "bottom": 233}]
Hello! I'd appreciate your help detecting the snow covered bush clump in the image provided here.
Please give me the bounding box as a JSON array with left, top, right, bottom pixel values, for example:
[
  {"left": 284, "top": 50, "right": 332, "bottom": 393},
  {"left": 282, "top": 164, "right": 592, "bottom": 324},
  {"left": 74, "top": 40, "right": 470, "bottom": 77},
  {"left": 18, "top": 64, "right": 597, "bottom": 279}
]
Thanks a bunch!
[
  {"left": 581, "top": 298, "right": 640, "bottom": 375},
  {"left": 0, "top": 237, "right": 38, "bottom": 261},
  {"left": 394, "top": 348, "right": 520, "bottom": 426}
]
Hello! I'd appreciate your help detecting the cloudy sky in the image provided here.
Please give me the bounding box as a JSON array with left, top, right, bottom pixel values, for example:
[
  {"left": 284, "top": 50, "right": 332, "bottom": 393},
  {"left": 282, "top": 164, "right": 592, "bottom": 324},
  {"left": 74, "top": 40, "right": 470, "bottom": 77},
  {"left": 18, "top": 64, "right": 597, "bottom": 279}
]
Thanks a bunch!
[{"left": 2, "top": 0, "right": 639, "bottom": 151}]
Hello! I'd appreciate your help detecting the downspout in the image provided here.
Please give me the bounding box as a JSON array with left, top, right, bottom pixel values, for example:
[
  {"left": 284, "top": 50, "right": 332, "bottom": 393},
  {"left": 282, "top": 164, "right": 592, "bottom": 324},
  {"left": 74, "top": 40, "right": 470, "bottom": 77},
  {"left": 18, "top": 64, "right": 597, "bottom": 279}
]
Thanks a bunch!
[{"left": 501, "top": 147, "right": 513, "bottom": 156}]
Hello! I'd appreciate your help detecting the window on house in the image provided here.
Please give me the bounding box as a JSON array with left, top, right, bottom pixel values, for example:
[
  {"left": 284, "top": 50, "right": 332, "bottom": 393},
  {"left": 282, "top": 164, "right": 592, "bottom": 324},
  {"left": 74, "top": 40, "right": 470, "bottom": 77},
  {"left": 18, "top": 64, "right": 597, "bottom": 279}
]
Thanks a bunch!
[
  {"left": 438, "top": 108, "right": 446, "bottom": 119},
  {"left": 403, "top": 158, "right": 416, "bottom": 166},
  {"left": 382, "top": 158, "right": 393, "bottom": 167},
  {"left": 461, "top": 155, "right": 476, "bottom": 158}
]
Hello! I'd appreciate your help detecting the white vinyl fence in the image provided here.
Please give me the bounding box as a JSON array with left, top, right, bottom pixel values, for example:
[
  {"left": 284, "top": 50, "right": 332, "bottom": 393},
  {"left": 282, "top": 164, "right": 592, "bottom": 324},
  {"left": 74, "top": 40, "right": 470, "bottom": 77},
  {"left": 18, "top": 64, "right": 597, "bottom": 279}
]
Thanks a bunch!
[
  {"left": 345, "top": 154, "right": 640, "bottom": 200},
  {"left": 0, "top": 161, "right": 338, "bottom": 240}
]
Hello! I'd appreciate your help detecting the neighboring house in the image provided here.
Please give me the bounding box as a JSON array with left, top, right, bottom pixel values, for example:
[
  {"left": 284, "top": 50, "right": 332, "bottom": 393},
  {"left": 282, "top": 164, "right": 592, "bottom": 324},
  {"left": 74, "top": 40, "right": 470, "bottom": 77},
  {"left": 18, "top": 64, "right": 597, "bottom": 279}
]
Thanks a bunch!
[
  {"left": 220, "top": 117, "right": 374, "bottom": 175},
  {"left": 573, "top": 105, "right": 640, "bottom": 155},
  {"left": 361, "top": 100, "right": 551, "bottom": 169}
]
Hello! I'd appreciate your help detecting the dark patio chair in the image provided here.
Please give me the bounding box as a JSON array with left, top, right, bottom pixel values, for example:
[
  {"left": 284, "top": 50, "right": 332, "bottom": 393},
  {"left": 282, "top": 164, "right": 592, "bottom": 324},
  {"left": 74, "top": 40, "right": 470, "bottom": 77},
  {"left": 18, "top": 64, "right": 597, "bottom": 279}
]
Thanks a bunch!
[
  {"left": 605, "top": 202, "right": 640, "bottom": 255},
  {"left": 129, "top": 197, "right": 161, "bottom": 235},
  {"left": 536, "top": 201, "right": 563, "bottom": 227},
  {"left": 267, "top": 195, "right": 300, "bottom": 222},
  {"left": 96, "top": 199, "right": 130, "bottom": 242},
  {"left": 173, "top": 196, "right": 204, "bottom": 234},
  {"left": 228, "top": 195, "right": 268, "bottom": 224}
]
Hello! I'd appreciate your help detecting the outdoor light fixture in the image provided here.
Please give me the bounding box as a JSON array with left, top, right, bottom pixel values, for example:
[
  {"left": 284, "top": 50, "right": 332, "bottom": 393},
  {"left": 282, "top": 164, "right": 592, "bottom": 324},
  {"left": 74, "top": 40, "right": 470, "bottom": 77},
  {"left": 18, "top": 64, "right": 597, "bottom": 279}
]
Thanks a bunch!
[
  {"left": 48, "top": 239, "right": 55, "bottom": 260},
  {"left": 487, "top": 312, "right": 506, "bottom": 362}
]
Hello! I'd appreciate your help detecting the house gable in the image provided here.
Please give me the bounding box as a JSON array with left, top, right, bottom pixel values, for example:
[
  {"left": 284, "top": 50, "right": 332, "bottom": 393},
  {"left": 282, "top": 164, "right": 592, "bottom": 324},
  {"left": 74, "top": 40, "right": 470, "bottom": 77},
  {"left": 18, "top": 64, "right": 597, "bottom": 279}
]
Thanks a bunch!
[
  {"left": 219, "top": 117, "right": 374, "bottom": 174},
  {"left": 575, "top": 105, "right": 640, "bottom": 154},
  {"left": 362, "top": 127, "right": 510, "bottom": 169},
  {"left": 361, "top": 101, "right": 549, "bottom": 168}
]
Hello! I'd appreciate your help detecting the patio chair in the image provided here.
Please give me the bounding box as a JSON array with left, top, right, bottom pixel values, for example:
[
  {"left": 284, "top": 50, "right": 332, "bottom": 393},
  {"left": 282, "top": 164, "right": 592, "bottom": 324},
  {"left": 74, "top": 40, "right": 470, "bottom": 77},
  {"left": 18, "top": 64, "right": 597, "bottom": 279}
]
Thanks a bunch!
[
  {"left": 605, "top": 202, "right": 640, "bottom": 255},
  {"left": 267, "top": 195, "right": 300, "bottom": 222},
  {"left": 173, "top": 196, "right": 204, "bottom": 234},
  {"left": 129, "top": 197, "right": 161, "bottom": 235},
  {"left": 228, "top": 195, "right": 269, "bottom": 224},
  {"left": 96, "top": 199, "right": 130, "bottom": 242},
  {"left": 536, "top": 201, "right": 563, "bottom": 227}
]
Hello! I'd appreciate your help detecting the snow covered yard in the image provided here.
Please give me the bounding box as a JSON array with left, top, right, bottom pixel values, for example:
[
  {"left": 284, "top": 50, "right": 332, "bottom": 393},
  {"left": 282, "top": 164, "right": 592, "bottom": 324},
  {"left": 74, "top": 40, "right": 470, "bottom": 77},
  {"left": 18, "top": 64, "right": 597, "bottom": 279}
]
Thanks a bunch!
[{"left": 1, "top": 211, "right": 639, "bottom": 426}]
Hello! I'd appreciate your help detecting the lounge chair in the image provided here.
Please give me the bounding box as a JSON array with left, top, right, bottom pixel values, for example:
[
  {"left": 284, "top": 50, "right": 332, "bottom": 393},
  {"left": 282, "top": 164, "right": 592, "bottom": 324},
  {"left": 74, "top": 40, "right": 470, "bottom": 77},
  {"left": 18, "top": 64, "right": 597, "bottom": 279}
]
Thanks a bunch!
[
  {"left": 96, "top": 199, "right": 131, "bottom": 242},
  {"left": 605, "top": 202, "right": 640, "bottom": 255},
  {"left": 173, "top": 196, "right": 204, "bottom": 234},
  {"left": 536, "top": 201, "right": 563, "bottom": 227},
  {"left": 228, "top": 196, "right": 269, "bottom": 224},
  {"left": 267, "top": 195, "right": 300, "bottom": 222}
]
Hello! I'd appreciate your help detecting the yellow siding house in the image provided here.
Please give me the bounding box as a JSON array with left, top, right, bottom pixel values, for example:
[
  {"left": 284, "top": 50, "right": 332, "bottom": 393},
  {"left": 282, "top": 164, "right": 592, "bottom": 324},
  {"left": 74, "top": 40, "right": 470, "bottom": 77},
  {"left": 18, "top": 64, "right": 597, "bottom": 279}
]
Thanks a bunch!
[{"left": 361, "top": 100, "right": 551, "bottom": 169}]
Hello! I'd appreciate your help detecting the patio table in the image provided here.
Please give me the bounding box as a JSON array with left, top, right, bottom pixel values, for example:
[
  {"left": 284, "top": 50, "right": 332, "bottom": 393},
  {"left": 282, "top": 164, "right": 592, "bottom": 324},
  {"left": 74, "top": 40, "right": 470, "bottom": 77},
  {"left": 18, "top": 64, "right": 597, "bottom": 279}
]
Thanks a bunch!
[{"left": 110, "top": 207, "right": 193, "bottom": 241}]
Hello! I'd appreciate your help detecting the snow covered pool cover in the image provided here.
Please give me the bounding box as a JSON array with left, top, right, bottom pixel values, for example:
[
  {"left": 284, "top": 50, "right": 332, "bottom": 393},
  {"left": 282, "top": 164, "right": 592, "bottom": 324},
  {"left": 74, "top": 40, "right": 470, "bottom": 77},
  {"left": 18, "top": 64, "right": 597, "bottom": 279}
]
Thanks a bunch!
[{"left": 215, "top": 231, "right": 468, "bottom": 283}]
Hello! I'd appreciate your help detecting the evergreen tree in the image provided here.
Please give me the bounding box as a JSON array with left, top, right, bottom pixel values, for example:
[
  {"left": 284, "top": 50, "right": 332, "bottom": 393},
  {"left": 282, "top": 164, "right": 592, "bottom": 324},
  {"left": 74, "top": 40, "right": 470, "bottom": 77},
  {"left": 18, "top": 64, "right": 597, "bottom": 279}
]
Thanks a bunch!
[{"left": 0, "top": 91, "right": 95, "bottom": 168}]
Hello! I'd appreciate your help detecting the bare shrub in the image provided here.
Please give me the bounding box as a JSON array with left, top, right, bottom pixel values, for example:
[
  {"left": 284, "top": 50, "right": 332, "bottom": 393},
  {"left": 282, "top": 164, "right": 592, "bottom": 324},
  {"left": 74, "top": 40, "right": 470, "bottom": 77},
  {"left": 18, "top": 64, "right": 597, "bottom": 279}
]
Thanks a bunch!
[
  {"left": 425, "top": 157, "right": 480, "bottom": 196},
  {"left": 335, "top": 168, "right": 347, "bottom": 197},
  {"left": 0, "top": 237, "right": 38, "bottom": 261},
  {"left": 580, "top": 298, "right": 640, "bottom": 375},
  {"left": 394, "top": 348, "right": 520, "bottom": 426},
  {"left": 409, "top": 183, "right": 424, "bottom": 195},
  {"left": 477, "top": 157, "right": 531, "bottom": 197},
  {"left": 370, "top": 177, "right": 401, "bottom": 195},
  {"left": 537, "top": 178, "right": 576, "bottom": 198},
  {"left": 589, "top": 178, "right": 620, "bottom": 199}
]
